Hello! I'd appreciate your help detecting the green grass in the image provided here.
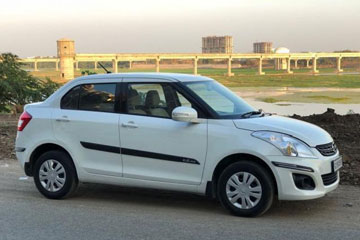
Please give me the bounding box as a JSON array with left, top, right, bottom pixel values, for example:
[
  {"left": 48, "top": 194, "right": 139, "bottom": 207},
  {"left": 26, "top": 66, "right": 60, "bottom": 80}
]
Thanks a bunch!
[
  {"left": 306, "top": 96, "right": 350, "bottom": 102},
  {"left": 261, "top": 97, "right": 279, "bottom": 103},
  {"left": 256, "top": 91, "right": 360, "bottom": 104},
  {"left": 28, "top": 67, "right": 360, "bottom": 88},
  {"left": 213, "top": 74, "right": 360, "bottom": 88}
]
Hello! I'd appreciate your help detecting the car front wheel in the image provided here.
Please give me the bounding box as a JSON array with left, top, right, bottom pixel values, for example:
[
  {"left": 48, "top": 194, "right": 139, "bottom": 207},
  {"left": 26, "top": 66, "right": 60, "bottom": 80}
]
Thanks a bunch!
[{"left": 217, "top": 161, "right": 275, "bottom": 217}]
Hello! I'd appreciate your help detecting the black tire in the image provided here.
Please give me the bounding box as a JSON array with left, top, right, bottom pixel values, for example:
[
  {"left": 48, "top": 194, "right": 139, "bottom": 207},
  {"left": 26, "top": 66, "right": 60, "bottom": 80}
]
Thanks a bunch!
[
  {"left": 217, "top": 161, "right": 274, "bottom": 217},
  {"left": 33, "top": 150, "right": 78, "bottom": 199}
]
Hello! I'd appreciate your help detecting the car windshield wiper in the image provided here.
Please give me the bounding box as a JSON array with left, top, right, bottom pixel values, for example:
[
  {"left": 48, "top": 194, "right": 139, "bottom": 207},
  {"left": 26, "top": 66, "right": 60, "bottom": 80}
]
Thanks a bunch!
[{"left": 240, "top": 110, "right": 264, "bottom": 118}]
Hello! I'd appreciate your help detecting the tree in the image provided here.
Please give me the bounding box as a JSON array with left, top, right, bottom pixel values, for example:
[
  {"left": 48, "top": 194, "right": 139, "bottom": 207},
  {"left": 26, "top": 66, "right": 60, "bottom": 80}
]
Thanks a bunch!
[
  {"left": 0, "top": 53, "right": 61, "bottom": 113},
  {"left": 81, "top": 70, "right": 97, "bottom": 76}
]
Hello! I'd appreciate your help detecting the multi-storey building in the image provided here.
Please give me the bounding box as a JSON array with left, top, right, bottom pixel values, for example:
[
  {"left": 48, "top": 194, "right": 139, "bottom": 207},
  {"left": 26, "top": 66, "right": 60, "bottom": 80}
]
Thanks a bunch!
[
  {"left": 202, "top": 36, "right": 233, "bottom": 53},
  {"left": 253, "top": 42, "right": 273, "bottom": 53}
]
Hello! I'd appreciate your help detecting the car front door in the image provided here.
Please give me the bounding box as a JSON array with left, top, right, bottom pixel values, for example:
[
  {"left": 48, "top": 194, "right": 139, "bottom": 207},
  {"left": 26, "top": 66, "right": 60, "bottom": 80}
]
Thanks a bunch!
[
  {"left": 119, "top": 79, "right": 207, "bottom": 185},
  {"left": 53, "top": 81, "right": 123, "bottom": 177}
]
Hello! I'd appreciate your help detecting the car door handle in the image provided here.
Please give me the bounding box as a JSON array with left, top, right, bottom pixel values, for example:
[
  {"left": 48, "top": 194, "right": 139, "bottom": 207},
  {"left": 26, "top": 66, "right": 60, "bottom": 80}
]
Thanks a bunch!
[
  {"left": 56, "top": 116, "right": 70, "bottom": 122},
  {"left": 122, "top": 121, "right": 138, "bottom": 128}
]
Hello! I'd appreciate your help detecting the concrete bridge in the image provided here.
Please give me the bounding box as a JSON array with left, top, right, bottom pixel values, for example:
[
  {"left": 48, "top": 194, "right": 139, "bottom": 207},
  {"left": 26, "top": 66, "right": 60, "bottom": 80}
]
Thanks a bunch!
[{"left": 18, "top": 39, "right": 360, "bottom": 81}]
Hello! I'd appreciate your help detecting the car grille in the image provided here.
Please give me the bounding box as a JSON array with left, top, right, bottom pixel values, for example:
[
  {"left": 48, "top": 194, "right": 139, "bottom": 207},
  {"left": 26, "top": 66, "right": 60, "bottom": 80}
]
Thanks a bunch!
[
  {"left": 321, "top": 171, "right": 338, "bottom": 186},
  {"left": 316, "top": 142, "right": 337, "bottom": 156}
]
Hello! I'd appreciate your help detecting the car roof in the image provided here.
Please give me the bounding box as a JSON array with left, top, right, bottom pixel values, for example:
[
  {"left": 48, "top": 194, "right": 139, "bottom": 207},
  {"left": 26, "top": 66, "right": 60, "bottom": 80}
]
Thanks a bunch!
[{"left": 73, "top": 72, "right": 213, "bottom": 83}]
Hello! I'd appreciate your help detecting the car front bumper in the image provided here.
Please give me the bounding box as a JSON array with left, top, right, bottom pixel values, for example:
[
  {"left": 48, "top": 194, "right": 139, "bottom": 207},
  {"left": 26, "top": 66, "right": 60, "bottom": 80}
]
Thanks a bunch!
[{"left": 268, "top": 154, "right": 341, "bottom": 201}]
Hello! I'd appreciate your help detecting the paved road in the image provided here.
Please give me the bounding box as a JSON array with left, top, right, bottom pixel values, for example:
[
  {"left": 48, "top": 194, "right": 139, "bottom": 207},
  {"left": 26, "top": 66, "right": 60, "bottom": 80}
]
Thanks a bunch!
[{"left": 1, "top": 160, "right": 359, "bottom": 240}]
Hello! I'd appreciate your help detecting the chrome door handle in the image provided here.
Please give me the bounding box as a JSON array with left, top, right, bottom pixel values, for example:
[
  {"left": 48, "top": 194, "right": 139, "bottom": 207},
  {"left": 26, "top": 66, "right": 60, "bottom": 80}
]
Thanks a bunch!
[
  {"left": 56, "top": 116, "right": 70, "bottom": 122},
  {"left": 56, "top": 118, "right": 70, "bottom": 122},
  {"left": 122, "top": 121, "right": 138, "bottom": 128}
]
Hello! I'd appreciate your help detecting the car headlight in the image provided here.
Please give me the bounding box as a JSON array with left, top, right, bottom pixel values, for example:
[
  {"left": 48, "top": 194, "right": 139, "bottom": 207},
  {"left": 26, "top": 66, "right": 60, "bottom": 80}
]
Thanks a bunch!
[{"left": 251, "top": 131, "right": 316, "bottom": 158}]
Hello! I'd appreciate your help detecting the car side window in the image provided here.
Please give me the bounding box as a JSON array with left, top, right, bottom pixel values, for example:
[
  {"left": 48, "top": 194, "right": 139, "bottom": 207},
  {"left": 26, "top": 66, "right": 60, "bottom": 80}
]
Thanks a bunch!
[
  {"left": 126, "top": 83, "right": 193, "bottom": 118},
  {"left": 78, "top": 83, "right": 116, "bottom": 113},
  {"left": 61, "top": 86, "right": 80, "bottom": 110},
  {"left": 176, "top": 91, "right": 192, "bottom": 108}
]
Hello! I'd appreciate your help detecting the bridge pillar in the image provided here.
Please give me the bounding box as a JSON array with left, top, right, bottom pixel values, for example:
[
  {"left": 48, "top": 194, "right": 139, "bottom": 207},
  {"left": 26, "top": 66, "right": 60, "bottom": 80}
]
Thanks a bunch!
[
  {"left": 113, "top": 59, "right": 118, "bottom": 73},
  {"left": 294, "top": 59, "right": 298, "bottom": 69},
  {"left": 336, "top": 57, "right": 343, "bottom": 73},
  {"left": 94, "top": 61, "right": 98, "bottom": 70},
  {"left": 226, "top": 58, "right": 234, "bottom": 76},
  {"left": 312, "top": 57, "right": 319, "bottom": 74},
  {"left": 287, "top": 58, "right": 293, "bottom": 74},
  {"left": 258, "top": 58, "right": 265, "bottom": 75},
  {"left": 193, "top": 57, "right": 198, "bottom": 75},
  {"left": 34, "top": 60, "right": 38, "bottom": 71},
  {"left": 75, "top": 61, "right": 79, "bottom": 70},
  {"left": 129, "top": 61, "right": 132, "bottom": 69},
  {"left": 55, "top": 60, "right": 59, "bottom": 71},
  {"left": 306, "top": 59, "right": 310, "bottom": 68},
  {"left": 155, "top": 57, "right": 160, "bottom": 72}
]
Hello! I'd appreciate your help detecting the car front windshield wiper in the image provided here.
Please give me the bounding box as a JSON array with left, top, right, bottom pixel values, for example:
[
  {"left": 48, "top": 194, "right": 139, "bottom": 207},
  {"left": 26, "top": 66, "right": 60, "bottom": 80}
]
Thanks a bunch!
[{"left": 240, "top": 109, "right": 264, "bottom": 118}]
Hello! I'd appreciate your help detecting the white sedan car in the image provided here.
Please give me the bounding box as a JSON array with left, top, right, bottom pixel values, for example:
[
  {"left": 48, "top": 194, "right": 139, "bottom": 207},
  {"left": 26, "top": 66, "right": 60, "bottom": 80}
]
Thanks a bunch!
[{"left": 15, "top": 73, "right": 342, "bottom": 217}]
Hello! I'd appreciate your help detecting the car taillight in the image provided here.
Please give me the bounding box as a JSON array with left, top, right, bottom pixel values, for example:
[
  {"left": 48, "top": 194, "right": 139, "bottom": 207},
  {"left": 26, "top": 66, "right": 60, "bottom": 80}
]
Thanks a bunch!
[{"left": 18, "top": 111, "right": 32, "bottom": 131}]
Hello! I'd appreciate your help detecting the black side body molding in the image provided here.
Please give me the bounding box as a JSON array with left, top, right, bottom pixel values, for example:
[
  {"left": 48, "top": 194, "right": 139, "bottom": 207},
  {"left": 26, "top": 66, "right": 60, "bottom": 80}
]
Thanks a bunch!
[
  {"left": 80, "top": 141, "right": 200, "bottom": 165},
  {"left": 80, "top": 141, "right": 120, "bottom": 154},
  {"left": 121, "top": 148, "right": 200, "bottom": 165}
]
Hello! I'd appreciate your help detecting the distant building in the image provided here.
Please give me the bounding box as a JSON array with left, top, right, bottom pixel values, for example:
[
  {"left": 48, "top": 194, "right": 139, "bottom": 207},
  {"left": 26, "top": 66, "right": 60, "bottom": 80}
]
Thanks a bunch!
[
  {"left": 274, "top": 47, "right": 290, "bottom": 70},
  {"left": 253, "top": 42, "right": 273, "bottom": 53},
  {"left": 57, "top": 38, "right": 75, "bottom": 80},
  {"left": 202, "top": 36, "right": 233, "bottom": 53}
]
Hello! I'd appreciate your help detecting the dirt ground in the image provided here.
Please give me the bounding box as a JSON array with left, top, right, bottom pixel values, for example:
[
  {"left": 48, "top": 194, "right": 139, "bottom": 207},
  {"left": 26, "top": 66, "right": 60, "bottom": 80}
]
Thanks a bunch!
[
  {"left": 0, "top": 111, "right": 359, "bottom": 185},
  {"left": 0, "top": 114, "right": 18, "bottom": 160}
]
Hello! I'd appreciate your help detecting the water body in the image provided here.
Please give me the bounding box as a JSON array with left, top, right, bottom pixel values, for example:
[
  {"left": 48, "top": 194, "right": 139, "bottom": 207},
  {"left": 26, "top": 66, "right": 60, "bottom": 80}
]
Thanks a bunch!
[
  {"left": 244, "top": 99, "right": 360, "bottom": 116},
  {"left": 234, "top": 88, "right": 360, "bottom": 116}
]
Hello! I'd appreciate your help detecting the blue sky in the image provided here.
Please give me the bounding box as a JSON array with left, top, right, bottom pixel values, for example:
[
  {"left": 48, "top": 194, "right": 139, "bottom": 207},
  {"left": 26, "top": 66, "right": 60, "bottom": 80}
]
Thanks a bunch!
[{"left": 1, "top": 0, "right": 359, "bottom": 57}]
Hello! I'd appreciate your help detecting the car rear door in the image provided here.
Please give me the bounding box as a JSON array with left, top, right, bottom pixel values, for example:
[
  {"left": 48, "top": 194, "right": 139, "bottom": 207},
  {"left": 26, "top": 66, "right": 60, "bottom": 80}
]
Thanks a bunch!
[
  {"left": 119, "top": 78, "right": 208, "bottom": 185},
  {"left": 52, "top": 81, "right": 123, "bottom": 177}
]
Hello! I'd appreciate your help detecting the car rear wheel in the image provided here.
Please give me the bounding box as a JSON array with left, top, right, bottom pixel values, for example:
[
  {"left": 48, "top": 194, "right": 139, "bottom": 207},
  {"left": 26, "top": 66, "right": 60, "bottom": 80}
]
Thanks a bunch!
[
  {"left": 217, "top": 161, "right": 274, "bottom": 217},
  {"left": 33, "top": 150, "right": 78, "bottom": 199}
]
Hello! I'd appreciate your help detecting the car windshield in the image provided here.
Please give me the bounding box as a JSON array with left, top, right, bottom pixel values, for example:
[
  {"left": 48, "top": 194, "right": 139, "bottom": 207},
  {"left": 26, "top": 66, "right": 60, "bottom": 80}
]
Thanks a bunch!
[{"left": 184, "top": 80, "right": 257, "bottom": 118}]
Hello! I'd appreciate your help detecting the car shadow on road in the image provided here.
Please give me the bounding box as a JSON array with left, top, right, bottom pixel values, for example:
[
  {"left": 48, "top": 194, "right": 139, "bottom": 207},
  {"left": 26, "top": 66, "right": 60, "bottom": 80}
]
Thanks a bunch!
[{"left": 69, "top": 182, "right": 339, "bottom": 218}]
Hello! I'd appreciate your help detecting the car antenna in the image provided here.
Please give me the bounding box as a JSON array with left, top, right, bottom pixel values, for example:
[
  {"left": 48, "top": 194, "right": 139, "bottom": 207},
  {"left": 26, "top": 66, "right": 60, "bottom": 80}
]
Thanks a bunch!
[{"left": 98, "top": 62, "right": 112, "bottom": 74}]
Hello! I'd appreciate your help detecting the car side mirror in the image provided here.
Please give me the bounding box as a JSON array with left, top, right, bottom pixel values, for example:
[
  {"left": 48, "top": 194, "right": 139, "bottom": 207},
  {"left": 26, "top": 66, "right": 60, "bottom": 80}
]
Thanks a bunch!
[{"left": 172, "top": 106, "right": 199, "bottom": 123}]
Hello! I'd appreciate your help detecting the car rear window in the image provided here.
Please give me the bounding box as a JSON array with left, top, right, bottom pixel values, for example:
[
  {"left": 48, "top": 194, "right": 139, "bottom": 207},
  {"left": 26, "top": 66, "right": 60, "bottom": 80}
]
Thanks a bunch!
[
  {"left": 61, "top": 86, "right": 80, "bottom": 110},
  {"left": 61, "top": 83, "right": 117, "bottom": 113},
  {"left": 78, "top": 83, "right": 116, "bottom": 112}
]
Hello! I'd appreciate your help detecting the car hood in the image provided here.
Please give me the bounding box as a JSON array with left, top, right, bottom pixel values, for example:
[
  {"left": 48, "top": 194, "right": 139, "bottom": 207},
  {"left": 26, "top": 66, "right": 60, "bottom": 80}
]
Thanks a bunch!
[{"left": 233, "top": 115, "right": 333, "bottom": 147}]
